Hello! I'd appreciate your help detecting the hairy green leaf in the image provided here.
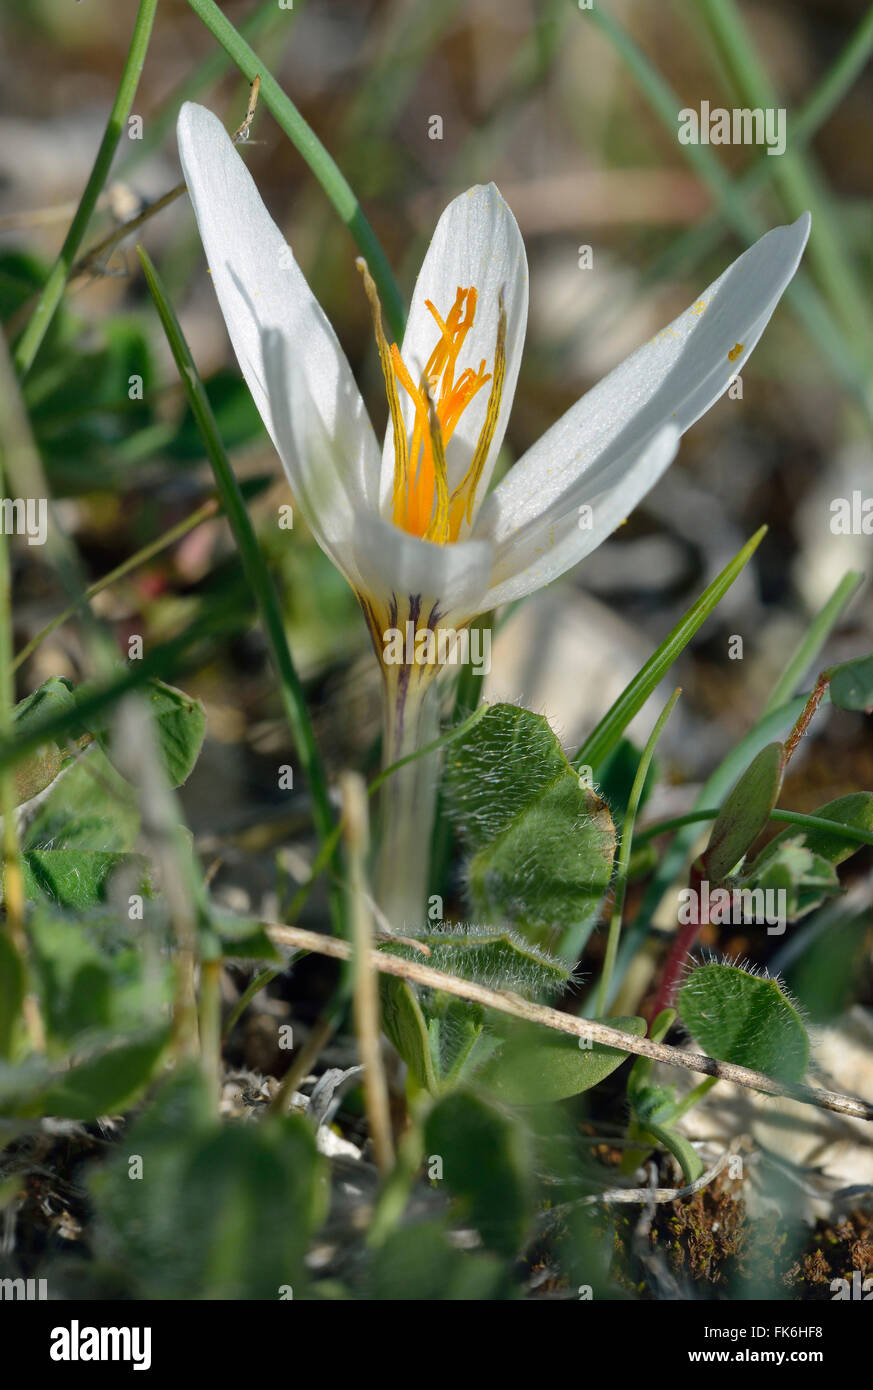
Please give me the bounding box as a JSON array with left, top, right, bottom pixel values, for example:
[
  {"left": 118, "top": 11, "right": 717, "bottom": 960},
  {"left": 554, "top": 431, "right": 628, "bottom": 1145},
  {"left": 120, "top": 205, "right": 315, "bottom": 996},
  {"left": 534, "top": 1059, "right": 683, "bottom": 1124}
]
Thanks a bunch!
[
  {"left": 88, "top": 1068, "right": 324, "bottom": 1298},
  {"left": 475, "top": 1015, "right": 647, "bottom": 1104},
  {"left": 738, "top": 836, "right": 840, "bottom": 919},
  {"left": 444, "top": 704, "right": 615, "bottom": 943},
  {"left": 22, "top": 849, "right": 151, "bottom": 910},
  {"left": 678, "top": 962, "right": 809, "bottom": 1083}
]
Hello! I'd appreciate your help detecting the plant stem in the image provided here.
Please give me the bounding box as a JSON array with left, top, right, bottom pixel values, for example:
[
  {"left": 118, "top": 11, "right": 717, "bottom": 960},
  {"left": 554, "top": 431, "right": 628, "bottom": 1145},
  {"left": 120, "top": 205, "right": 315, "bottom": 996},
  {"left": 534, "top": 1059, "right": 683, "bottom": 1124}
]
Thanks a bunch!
[
  {"left": 13, "top": 0, "right": 159, "bottom": 377},
  {"left": 634, "top": 804, "right": 873, "bottom": 850},
  {"left": 0, "top": 368, "right": 43, "bottom": 1050},
  {"left": 222, "top": 966, "right": 279, "bottom": 1043},
  {"left": 343, "top": 772, "right": 394, "bottom": 1175},
  {"left": 199, "top": 959, "right": 223, "bottom": 1110},
  {"left": 648, "top": 858, "right": 708, "bottom": 1022},
  {"left": 784, "top": 670, "right": 830, "bottom": 763},
  {"left": 660, "top": 1075, "right": 718, "bottom": 1126},
  {"left": 375, "top": 670, "right": 441, "bottom": 932}
]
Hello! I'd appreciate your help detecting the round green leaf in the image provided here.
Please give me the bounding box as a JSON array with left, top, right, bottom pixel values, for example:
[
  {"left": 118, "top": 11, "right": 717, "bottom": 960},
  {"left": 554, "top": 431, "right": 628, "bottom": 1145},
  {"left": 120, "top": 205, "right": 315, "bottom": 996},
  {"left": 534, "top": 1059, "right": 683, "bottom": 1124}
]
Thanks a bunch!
[
  {"left": 476, "top": 1016, "right": 646, "bottom": 1104},
  {"left": 444, "top": 704, "right": 616, "bottom": 945},
  {"left": 678, "top": 962, "right": 809, "bottom": 1083}
]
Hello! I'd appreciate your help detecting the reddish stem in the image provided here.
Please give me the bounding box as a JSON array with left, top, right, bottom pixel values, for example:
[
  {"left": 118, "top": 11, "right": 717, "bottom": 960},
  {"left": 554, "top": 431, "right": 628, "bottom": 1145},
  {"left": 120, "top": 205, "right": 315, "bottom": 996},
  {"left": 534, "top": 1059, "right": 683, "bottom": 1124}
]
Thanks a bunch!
[
  {"left": 784, "top": 670, "right": 830, "bottom": 763},
  {"left": 648, "top": 859, "right": 709, "bottom": 1022}
]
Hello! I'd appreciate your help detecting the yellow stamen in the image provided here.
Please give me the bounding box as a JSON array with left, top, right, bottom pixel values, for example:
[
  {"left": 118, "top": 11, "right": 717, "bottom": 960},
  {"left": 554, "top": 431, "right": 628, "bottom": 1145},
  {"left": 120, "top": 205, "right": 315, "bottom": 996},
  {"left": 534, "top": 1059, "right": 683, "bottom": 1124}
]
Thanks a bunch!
[
  {"left": 363, "top": 277, "right": 506, "bottom": 543},
  {"left": 422, "top": 385, "right": 450, "bottom": 544},
  {"left": 356, "top": 258, "right": 410, "bottom": 524},
  {"left": 449, "top": 289, "right": 506, "bottom": 538}
]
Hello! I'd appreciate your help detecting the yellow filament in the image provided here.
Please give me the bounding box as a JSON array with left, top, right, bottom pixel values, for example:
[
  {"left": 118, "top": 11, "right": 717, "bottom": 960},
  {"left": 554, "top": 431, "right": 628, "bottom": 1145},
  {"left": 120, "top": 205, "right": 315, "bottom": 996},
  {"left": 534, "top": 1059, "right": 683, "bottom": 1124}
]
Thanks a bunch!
[
  {"left": 377, "top": 283, "right": 502, "bottom": 542},
  {"left": 356, "top": 258, "right": 409, "bottom": 521},
  {"left": 449, "top": 289, "right": 507, "bottom": 536}
]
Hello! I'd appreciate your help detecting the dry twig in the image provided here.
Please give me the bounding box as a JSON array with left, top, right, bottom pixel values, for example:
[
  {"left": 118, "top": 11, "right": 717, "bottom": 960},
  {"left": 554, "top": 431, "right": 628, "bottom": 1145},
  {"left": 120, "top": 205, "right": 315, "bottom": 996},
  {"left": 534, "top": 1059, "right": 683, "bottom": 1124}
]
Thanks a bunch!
[{"left": 265, "top": 923, "right": 873, "bottom": 1124}]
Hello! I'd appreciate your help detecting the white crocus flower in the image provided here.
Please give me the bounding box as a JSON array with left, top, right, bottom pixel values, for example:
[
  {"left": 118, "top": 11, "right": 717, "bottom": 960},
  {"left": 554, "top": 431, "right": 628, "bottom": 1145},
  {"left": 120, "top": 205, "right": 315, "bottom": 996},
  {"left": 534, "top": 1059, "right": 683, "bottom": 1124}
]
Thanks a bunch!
[{"left": 177, "top": 101, "right": 809, "bottom": 929}]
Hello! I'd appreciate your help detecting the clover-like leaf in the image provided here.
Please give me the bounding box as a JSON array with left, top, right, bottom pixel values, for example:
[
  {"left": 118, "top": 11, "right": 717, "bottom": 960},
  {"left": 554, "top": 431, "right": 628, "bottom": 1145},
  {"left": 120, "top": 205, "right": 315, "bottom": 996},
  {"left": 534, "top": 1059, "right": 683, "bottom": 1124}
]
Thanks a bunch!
[
  {"left": 0, "top": 1026, "right": 171, "bottom": 1120},
  {"left": 377, "top": 928, "right": 572, "bottom": 1094},
  {"left": 81, "top": 678, "right": 206, "bottom": 788},
  {"left": 12, "top": 676, "right": 76, "bottom": 806},
  {"left": 88, "top": 1067, "right": 325, "bottom": 1298},
  {"left": 678, "top": 961, "right": 809, "bottom": 1083},
  {"left": 22, "top": 849, "right": 152, "bottom": 911},
  {"left": 474, "top": 1015, "right": 647, "bottom": 1104},
  {"left": 737, "top": 835, "right": 840, "bottom": 919},
  {"left": 379, "top": 926, "right": 571, "bottom": 997},
  {"left": 444, "top": 703, "right": 615, "bottom": 945}
]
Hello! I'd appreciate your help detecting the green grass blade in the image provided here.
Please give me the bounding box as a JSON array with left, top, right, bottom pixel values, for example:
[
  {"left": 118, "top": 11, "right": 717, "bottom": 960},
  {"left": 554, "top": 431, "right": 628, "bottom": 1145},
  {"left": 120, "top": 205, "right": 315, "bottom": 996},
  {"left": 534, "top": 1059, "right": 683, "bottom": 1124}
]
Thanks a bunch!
[
  {"left": 573, "top": 527, "right": 766, "bottom": 773},
  {"left": 763, "top": 570, "right": 862, "bottom": 716},
  {"left": 185, "top": 0, "right": 405, "bottom": 340},
  {"left": 13, "top": 0, "right": 159, "bottom": 377},
  {"left": 637, "top": 689, "right": 816, "bottom": 920},
  {"left": 0, "top": 348, "right": 28, "bottom": 1046},
  {"left": 793, "top": 5, "right": 873, "bottom": 144},
  {"left": 601, "top": 690, "right": 814, "bottom": 1010}
]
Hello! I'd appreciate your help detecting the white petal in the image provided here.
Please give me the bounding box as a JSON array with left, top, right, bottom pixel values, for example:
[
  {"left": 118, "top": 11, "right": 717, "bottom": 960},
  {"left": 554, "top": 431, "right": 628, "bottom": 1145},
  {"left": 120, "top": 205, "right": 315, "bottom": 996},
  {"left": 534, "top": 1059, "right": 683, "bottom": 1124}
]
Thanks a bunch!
[
  {"left": 352, "top": 510, "right": 494, "bottom": 632},
  {"left": 264, "top": 331, "right": 377, "bottom": 587},
  {"left": 481, "top": 214, "right": 810, "bottom": 541},
  {"left": 177, "top": 101, "right": 381, "bottom": 519},
  {"left": 381, "top": 184, "right": 528, "bottom": 519},
  {"left": 478, "top": 424, "right": 679, "bottom": 607}
]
